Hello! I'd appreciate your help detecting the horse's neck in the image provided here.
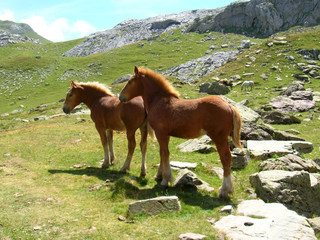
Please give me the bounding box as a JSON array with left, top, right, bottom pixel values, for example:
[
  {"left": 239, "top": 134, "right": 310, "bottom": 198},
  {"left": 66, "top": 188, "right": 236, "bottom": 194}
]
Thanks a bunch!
[
  {"left": 142, "top": 80, "right": 177, "bottom": 110},
  {"left": 81, "top": 87, "right": 111, "bottom": 109}
]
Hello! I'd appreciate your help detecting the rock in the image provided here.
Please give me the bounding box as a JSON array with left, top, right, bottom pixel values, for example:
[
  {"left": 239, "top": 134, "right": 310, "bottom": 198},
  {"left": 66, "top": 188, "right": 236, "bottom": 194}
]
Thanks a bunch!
[
  {"left": 179, "top": 233, "right": 207, "bottom": 240},
  {"left": 215, "top": 199, "right": 316, "bottom": 240},
  {"left": 270, "top": 96, "right": 316, "bottom": 112},
  {"left": 170, "top": 161, "right": 197, "bottom": 170},
  {"left": 280, "top": 81, "right": 305, "bottom": 96},
  {"left": 177, "top": 135, "right": 216, "bottom": 153},
  {"left": 220, "top": 96, "right": 261, "bottom": 123},
  {"left": 240, "top": 40, "right": 252, "bottom": 49},
  {"left": 250, "top": 170, "right": 320, "bottom": 217},
  {"left": 128, "top": 196, "right": 181, "bottom": 215},
  {"left": 112, "top": 74, "right": 132, "bottom": 85},
  {"left": 308, "top": 217, "right": 320, "bottom": 234},
  {"left": 258, "top": 110, "right": 301, "bottom": 124},
  {"left": 231, "top": 148, "right": 249, "bottom": 169},
  {"left": 220, "top": 205, "right": 234, "bottom": 214},
  {"left": 199, "top": 81, "right": 230, "bottom": 95},
  {"left": 164, "top": 51, "right": 239, "bottom": 83},
  {"left": 272, "top": 129, "right": 305, "bottom": 141},
  {"left": 290, "top": 90, "right": 313, "bottom": 101},
  {"left": 247, "top": 140, "right": 313, "bottom": 160},
  {"left": 174, "top": 169, "right": 214, "bottom": 192},
  {"left": 259, "top": 154, "right": 320, "bottom": 172}
]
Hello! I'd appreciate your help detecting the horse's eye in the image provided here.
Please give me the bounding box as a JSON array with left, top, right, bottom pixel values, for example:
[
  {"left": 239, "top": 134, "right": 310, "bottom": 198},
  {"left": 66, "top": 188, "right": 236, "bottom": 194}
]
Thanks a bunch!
[
  {"left": 68, "top": 93, "right": 73, "bottom": 97},
  {"left": 128, "top": 81, "right": 132, "bottom": 85}
]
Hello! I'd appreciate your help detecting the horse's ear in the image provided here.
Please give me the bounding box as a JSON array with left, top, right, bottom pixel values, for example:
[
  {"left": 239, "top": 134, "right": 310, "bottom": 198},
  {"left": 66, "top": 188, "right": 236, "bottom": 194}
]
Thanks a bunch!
[
  {"left": 71, "top": 80, "right": 83, "bottom": 89},
  {"left": 134, "top": 66, "right": 139, "bottom": 75}
]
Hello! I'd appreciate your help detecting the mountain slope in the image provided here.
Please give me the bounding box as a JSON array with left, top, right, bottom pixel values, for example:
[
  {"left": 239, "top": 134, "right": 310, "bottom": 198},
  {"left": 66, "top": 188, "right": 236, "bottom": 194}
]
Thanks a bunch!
[{"left": 0, "top": 20, "right": 50, "bottom": 44}]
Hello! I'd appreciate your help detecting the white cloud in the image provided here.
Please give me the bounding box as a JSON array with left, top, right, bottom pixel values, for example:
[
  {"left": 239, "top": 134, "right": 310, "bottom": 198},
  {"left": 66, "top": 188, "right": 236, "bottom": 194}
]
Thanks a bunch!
[
  {"left": 22, "top": 16, "right": 97, "bottom": 42},
  {"left": 0, "top": 10, "right": 15, "bottom": 21}
]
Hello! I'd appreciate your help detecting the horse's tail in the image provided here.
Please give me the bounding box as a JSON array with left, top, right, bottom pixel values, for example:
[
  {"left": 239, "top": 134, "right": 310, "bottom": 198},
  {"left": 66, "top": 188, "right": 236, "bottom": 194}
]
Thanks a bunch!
[
  {"left": 147, "top": 122, "right": 156, "bottom": 141},
  {"left": 230, "top": 105, "right": 243, "bottom": 149}
]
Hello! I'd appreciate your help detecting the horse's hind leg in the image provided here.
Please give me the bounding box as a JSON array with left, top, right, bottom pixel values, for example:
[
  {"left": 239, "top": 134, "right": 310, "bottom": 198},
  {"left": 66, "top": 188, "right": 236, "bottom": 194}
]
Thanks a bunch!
[
  {"left": 120, "top": 129, "right": 136, "bottom": 174},
  {"left": 139, "top": 122, "right": 148, "bottom": 177},
  {"left": 155, "top": 133, "right": 172, "bottom": 186},
  {"left": 213, "top": 138, "right": 233, "bottom": 200},
  {"left": 107, "top": 129, "right": 115, "bottom": 165}
]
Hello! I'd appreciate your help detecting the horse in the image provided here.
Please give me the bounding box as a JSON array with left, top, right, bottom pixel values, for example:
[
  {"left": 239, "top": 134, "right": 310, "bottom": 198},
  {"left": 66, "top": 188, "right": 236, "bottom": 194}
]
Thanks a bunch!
[
  {"left": 241, "top": 80, "right": 254, "bottom": 91},
  {"left": 63, "top": 80, "right": 153, "bottom": 177},
  {"left": 119, "top": 67, "right": 242, "bottom": 200}
]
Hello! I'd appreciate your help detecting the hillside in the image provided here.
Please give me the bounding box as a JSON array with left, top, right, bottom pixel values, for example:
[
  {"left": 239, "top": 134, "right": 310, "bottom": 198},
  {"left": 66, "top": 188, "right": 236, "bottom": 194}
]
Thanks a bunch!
[
  {"left": 0, "top": 2, "right": 320, "bottom": 239},
  {"left": 0, "top": 20, "right": 50, "bottom": 44}
]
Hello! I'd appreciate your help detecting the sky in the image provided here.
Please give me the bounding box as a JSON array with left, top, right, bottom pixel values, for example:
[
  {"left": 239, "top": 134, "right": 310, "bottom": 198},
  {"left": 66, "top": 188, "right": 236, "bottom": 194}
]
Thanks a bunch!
[{"left": 0, "top": 0, "right": 237, "bottom": 42}]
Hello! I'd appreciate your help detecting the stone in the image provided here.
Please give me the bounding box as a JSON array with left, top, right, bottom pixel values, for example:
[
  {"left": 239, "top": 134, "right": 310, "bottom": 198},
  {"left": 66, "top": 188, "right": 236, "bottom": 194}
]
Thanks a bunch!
[
  {"left": 179, "top": 233, "right": 207, "bottom": 240},
  {"left": 231, "top": 149, "right": 249, "bottom": 169},
  {"left": 112, "top": 74, "right": 132, "bottom": 85},
  {"left": 220, "top": 205, "right": 234, "bottom": 214},
  {"left": 308, "top": 217, "right": 320, "bottom": 234},
  {"left": 176, "top": 135, "right": 215, "bottom": 153},
  {"left": 174, "top": 169, "right": 214, "bottom": 192},
  {"left": 259, "top": 110, "right": 301, "bottom": 124},
  {"left": 270, "top": 96, "right": 316, "bottom": 112},
  {"left": 170, "top": 161, "right": 197, "bottom": 170},
  {"left": 199, "top": 81, "right": 230, "bottom": 95},
  {"left": 247, "top": 140, "right": 313, "bottom": 160},
  {"left": 250, "top": 170, "right": 320, "bottom": 217},
  {"left": 215, "top": 199, "right": 316, "bottom": 240},
  {"left": 259, "top": 154, "right": 320, "bottom": 172},
  {"left": 128, "top": 196, "right": 181, "bottom": 215}
]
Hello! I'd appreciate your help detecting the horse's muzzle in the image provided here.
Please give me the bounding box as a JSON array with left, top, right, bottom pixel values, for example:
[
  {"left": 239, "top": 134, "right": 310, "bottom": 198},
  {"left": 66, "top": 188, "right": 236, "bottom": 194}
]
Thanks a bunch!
[
  {"left": 63, "top": 105, "right": 70, "bottom": 114},
  {"left": 119, "top": 94, "right": 127, "bottom": 103}
]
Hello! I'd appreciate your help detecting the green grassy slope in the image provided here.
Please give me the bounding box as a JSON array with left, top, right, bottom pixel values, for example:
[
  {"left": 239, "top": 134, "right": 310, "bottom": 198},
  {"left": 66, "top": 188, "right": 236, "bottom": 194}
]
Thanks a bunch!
[{"left": 0, "top": 25, "right": 319, "bottom": 239}]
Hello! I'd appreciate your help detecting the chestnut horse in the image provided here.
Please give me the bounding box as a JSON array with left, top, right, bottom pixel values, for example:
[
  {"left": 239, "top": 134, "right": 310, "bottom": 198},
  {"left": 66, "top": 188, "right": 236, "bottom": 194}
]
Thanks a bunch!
[
  {"left": 63, "top": 80, "right": 152, "bottom": 177},
  {"left": 119, "top": 67, "right": 242, "bottom": 199}
]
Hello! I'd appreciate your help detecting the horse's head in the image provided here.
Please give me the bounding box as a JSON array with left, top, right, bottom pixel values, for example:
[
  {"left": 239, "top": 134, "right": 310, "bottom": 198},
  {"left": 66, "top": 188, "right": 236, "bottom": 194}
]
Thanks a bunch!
[
  {"left": 63, "top": 81, "right": 84, "bottom": 114},
  {"left": 119, "top": 66, "right": 144, "bottom": 103}
]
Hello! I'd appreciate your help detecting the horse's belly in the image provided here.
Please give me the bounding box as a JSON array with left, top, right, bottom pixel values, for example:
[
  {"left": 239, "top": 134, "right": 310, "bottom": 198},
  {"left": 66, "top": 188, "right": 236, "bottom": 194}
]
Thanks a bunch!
[{"left": 170, "top": 127, "right": 206, "bottom": 139}]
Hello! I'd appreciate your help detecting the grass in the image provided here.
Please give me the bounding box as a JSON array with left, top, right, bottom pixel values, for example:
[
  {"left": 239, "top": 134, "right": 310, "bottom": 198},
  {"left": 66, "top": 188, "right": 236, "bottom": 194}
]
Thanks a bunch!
[{"left": 0, "top": 24, "right": 320, "bottom": 239}]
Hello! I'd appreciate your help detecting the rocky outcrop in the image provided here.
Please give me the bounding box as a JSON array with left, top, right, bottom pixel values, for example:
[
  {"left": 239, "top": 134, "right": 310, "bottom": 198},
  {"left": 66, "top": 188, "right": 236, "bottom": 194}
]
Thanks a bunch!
[
  {"left": 163, "top": 51, "right": 239, "bottom": 83},
  {"left": 63, "top": 9, "right": 223, "bottom": 57},
  {"left": 187, "top": 0, "right": 320, "bottom": 36},
  {"left": 250, "top": 170, "right": 320, "bottom": 217},
  {"left": 214, "top": 199, "right": 317, "bottom": 239},
  {"left": 0, "top": 30, "right": 41, "bottom": 46}
]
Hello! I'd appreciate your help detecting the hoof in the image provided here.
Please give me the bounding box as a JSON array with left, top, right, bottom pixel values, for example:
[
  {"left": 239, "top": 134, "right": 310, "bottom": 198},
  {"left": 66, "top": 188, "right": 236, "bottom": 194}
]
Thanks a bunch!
[
  {"left": 218, "top": 192, "right": 231, "bottom": 201},
  {"left": 119, "top": 167, "right": 128, "bottom": 174},
  {"left": 140, "top": 172, "right": 146, "bottom": 178},
  {"left": 154, "top": 174, "right": 162, "bottom": 182},
  {"left": 160, "top": 179, "right": 169, "bottom": 187},
  {"left": 102, "top": 163, "right": 110, "bottom": 169}
]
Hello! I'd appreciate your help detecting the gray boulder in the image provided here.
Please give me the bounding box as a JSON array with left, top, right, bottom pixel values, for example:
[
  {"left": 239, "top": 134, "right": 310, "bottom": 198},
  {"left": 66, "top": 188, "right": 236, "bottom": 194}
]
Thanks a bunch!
[
  {"left": 259, "top": 154, "right": 320, "bottom": 172},
  {"left": 128, "top": 196, "right": 181, "bottom": 215},
  {"left": 250, "top": 170, "right": 320, "bottom": 217},
  {"left": 176, "top": 135, "right": 215, "bottom": 153},
  {"left": 199, "top": 81, "right": 230, "bottom": 95},
  {"left": 179, "top": 233, "right": 207, "bottom": 240},
  {"left": 112, "top": 74, "right": 131, "bottom": 85},
  {"left": 214, "top": 199, "right": 317, "bottom": 240},
  {"left": 174, "top": 169, "right": 214, "bottom": 192},
  {"left": 231, "top": 148, "right": 250, "bottom": 169},
  {"left": 258, "top": 110, "right": 301, "bottom": 124},
  {"left": 308, "top": 217, "right": 320, "bottom": 234},
  {"left": 247, "top": 140, "right": 313, "bottom": 160},
  {"left": 270, "top": 96, "right": 316, "bottom": 112}
]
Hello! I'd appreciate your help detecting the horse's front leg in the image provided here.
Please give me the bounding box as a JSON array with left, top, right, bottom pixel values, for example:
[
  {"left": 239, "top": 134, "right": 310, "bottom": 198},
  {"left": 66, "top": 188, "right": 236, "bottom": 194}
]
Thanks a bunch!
[
  {"left": 156, "top": 133, "right": 172, "bottom": 187},
  {"left": 107, "top": 129, "right": 115, "bottom": 165},
  {"left": 139, "top": 122, "right": 148, "bottom": 177},
  {"left": 96, "top": 124, "right": 110, "bottom": 168},
  {"left": 120, "top": 129, "right": 136, "bottom": 174}
]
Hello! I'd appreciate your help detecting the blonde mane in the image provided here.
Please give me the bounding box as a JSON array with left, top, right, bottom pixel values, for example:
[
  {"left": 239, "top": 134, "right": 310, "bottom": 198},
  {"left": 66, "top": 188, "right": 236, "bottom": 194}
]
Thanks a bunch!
[
  {"left": 79, "top": 82, "right": 114, "bottom": 96},
  {"left": 139, "top": 67, "right": 180, "bottom": 98}
]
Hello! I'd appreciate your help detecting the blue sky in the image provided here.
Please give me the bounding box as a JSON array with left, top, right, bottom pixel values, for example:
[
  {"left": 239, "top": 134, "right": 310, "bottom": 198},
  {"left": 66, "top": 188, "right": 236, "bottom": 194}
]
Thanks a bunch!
[{"left": 0, "top": 0, "right": 237, "bottom": 42}]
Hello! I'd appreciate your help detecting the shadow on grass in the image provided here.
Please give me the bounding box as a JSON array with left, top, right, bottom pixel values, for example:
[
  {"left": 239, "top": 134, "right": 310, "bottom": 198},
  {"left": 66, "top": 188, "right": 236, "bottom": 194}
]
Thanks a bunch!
[{"left": 48, "top": 167, "right": 231, "bottom": 210}]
